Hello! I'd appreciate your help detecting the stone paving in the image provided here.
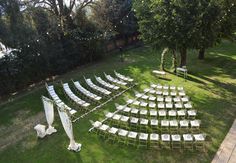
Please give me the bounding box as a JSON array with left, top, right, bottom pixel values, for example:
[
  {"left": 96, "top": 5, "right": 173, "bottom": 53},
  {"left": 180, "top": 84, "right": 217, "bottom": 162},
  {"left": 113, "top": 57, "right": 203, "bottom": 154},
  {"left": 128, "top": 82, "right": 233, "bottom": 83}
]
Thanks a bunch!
[{"left": 212, "top": 120, "right": 236, "bottom": 163}]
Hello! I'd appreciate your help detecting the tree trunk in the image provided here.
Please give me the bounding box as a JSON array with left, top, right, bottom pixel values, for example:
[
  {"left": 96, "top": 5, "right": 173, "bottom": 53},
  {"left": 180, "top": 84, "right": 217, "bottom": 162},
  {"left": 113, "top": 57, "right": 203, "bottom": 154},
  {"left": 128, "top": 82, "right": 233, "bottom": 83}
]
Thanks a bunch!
[
  {"left": 160, "top": 48, "right": 168, "bottom": 71},
  {"left": 198, "top": 48, "right": 205, "bottom": 60},
  {"left": 172, "top": 49, "right": 177, "bottom": 73},
  {"left": 180, "top": 47, "right": 187, "bottom": 67}
]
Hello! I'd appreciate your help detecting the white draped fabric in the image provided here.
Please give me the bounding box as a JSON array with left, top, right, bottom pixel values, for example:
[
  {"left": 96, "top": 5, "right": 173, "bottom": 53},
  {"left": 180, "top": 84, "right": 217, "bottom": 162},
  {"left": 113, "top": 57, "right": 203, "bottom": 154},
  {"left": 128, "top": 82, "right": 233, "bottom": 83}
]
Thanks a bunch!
[
  {"left": 42, "top": 96, "right": 57, "bottom": 135},
  {"left": 34, "top": 124, "right": 46, "bottom": 138},
  {"left": 57, "top": 107, "right": 82, "bottom": 152}
]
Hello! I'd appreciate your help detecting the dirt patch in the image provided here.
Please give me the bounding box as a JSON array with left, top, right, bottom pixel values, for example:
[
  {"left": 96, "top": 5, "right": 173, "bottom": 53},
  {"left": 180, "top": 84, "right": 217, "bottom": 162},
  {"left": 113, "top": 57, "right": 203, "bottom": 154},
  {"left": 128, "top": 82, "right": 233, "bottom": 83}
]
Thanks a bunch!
[{"left": 0, "top": 111, "right": 45, "bottom": 151}]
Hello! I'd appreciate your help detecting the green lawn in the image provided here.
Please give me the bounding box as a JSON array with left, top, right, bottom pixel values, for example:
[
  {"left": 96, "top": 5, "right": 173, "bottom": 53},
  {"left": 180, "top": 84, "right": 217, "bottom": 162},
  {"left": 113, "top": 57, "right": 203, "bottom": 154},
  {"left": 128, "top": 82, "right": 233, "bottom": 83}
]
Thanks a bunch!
[{"left": 0, "top": 40, "right": 236, "bottom": 163}]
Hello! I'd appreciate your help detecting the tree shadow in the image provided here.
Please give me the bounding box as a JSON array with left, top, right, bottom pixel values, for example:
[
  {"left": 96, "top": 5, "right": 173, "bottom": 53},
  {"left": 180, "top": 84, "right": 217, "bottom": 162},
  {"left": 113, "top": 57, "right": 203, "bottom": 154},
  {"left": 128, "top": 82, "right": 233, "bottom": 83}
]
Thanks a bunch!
[{"left": 166, "top": 70, "right": 207, "bottom": 85}]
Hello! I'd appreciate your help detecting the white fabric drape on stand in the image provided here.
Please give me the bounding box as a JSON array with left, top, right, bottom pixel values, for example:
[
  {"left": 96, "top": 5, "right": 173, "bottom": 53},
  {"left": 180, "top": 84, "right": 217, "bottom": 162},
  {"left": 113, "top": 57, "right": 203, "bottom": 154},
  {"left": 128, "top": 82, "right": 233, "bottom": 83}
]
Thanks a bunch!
[
  {"left": 34, "top": 124, "right": 46, "bottom": 138},
  {"left": 42, "top": 96, "right": 57, "bottom": 135},
  {"left": 57, "top": 107, "right": 82, "bottom": 152}
]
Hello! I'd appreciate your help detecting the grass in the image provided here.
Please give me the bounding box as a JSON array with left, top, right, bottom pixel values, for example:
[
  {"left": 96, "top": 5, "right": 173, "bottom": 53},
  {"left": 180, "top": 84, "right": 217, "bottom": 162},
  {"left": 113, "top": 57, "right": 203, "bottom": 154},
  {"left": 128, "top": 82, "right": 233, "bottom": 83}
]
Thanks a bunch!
[{"left": 0, "top": 40, "right": 236, "bottom": 163}]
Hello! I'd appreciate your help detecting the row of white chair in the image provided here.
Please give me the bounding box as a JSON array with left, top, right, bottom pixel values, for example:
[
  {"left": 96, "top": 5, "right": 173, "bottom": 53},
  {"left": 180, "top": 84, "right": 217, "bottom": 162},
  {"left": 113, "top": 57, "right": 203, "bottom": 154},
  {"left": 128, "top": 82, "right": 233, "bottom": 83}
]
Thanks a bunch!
[
  {"left": 85, "top": 78, "right": 111, "bottom": 95},
  {"left": 62, "top": 83, "right": 90, "bottom": 107},
  {"left": 73, "top": 80, "right": 102, "bottom": 101},
  {"left": 125, "top": 99, "right": 193, "bottom": 109},
  {"left": 104, "top": 73, "right": 127, "bottom": 86},
  {"left": 113, "top": 106, "right": 197, "bottom": 118},
  {"left": 150, "top": 84, "right": 184, "bottom": 91},
  {"left": 143, "top": 88, "right": 186, "bottom": 96},
  {"left": 95, "top": 75, "right": 120, "bottom": 90},
  {"left": 91, "top": 121, "right": 205, "bottom": 149},
  {"left": 135, "top": 92, "right": 189, "bottom": 102},
  {"left": 45, "top": 84, "right": 77, "bottom": 115},
  {"left": 114, "top": 70, "right": 134, "bottom": 82},
  {"left": 105, "top": 112, "right": 201, "bottom": 128}
]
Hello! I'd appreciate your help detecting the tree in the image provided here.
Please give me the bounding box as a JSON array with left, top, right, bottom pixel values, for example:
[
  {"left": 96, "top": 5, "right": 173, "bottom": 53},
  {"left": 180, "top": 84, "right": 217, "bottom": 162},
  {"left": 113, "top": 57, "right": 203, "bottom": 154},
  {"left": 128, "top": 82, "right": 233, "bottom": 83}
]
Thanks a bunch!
[
  {"left": 133, "top": 0, "right": 201, "bottom": 67},
  {"left": 91, "top": 0, "right": 138, "bottom": 44},
  {"left": 195, "top": 0, "right": 236, "bottom": 60},
  {"left": 218, "top": 0, "right": 236, "bottom": 41},
  {"left": 194, "top": 1, "right": 221, "bottom": 60},
  {"left": 28, "top": 0, "right": 94, "bottom": 34}
]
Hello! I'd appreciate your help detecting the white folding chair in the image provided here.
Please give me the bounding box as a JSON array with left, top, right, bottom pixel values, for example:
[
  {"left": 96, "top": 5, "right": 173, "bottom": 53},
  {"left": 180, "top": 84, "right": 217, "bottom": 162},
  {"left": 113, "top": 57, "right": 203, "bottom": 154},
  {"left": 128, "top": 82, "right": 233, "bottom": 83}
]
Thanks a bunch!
[
  {"left": 183, "top": 134, "right": 193, "bottom": 150},
  {"left": 170, "top": 91, "right": 177, "bottom": 96},
  {"left": 161, "top": 120, "right": 169, "bottom": 133},
  {"left": 179, "top": 120, "right": 189, "bottom": 133},
  {"left": 156, "top": 84, "right": 163, "bottom": 89},
  {"left": 158, "top": 102, "right": 165, "bottom": 109},
  {"left": 157, "top": 96, "right": 164, "bottom": 102},
  {"left": 127, "top": 131, "right": 138, "bottom": 146},
  {"left": 98, "top": 124, "right": 110, "bottom": 138},
  {"left": 141, "top": 94, "right": 149, "bottom": 100},
  {"left": 187, "top": 110, "right": 197, "bottom": 119},
  {"left": 171, "top": 134, "right": 181, "bottom": 149},
  {"left": 150, "top": 119, "right": 159, "bottom": 132},
  {"left": 175, "top": 102, "right": 183, "bottom": 109},
  {"left": 168, "top": 110, "right": 177, "bottom": 119},
  {"left": 163, "top": 91, "right": 169, "bottom": 96},
  {"left": 178, "top": 91, "right": 186, "bottom": 96},
  {"left": 165, "top": 96, "right": 172, "bottom": 103},
  {"left": 122, "top": 106, "right": 131, "bottom": 116},
  {"left": 158, "top": 110, "right": 167, "bottom": 119},
  {"left": 130, "top": 117, "right": 139, "bottom": 129},
  {"left": 120, "top": 115, "right": 130, "bottom": 128},
  {"left": 155, "top": 89, "right": 162, "bottom": 95},
  {"left": 149, "top": 102, "right": 156, "bottom": 109},
  {"left": 181, "top": 96, "right": 189, "bottom": 103},
  {"left": 190, "top": 120, "right": 201, "bottom": 132},
  {"left": 140, "top": 109, "right": 148, "bottom": 118},
  {"left": 118, "top": 129, "right": 128, "bottom": 144},
  {"left": 170, "top": 86, "right": 176, "bottom": 90},
  {"left": 138, "top": 133, "right": 149, "bottom": 148},
  {"left": 166, "top": 102, "right": 173, "bottom": 109},
  {"left": 169, "top": 120, "right": 178, "bottom": 134},
  {"left": 139, "top": 118, "right": 149, "bottom": 132},
  {"left": 150, "top": 133, "right": 160, "bottom": 148},
  {"left": 184, "top": 102, "right": 193, "bottom": 109},
  {"left": 149, "top": 96, "right": 156, "bottom": 101},
  {"left": 161, "top": 134, "right": 171, "bottom": 149},
  {"left": 107, "top": 127, "right": 119, "bottom": 142},
  {"left": 177, "top": 110, "right": 186, "bottom": 119},
  {"left": 193, "top": 133, "right": 206, "bottom": 150},
  {"left": 150, "top": 109, "right": 158, "bottom": 118},
  {"left": 163, "top": 85, "right": 169, "bottom": 90}
]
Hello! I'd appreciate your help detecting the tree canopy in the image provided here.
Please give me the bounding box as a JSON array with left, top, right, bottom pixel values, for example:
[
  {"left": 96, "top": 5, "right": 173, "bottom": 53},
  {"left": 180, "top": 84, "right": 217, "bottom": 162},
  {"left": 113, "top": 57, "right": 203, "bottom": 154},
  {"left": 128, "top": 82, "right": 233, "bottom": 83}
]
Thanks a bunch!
[{"left": 133, "top": 0, "right": 236, "bottom": 65}]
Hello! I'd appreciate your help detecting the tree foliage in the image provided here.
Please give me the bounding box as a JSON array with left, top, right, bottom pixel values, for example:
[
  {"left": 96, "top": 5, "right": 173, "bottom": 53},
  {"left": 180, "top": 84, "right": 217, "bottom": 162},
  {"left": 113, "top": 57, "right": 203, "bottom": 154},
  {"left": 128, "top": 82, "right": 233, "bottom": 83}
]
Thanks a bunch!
[
  {"left": 133, "top": 0, "right": 236, "bottom": 65},
  {"left": 0, "top": 0, "right": 138, "bottom": 96},
  {"left": 91, "top": 0, "right": 138, "bottom": 40}
]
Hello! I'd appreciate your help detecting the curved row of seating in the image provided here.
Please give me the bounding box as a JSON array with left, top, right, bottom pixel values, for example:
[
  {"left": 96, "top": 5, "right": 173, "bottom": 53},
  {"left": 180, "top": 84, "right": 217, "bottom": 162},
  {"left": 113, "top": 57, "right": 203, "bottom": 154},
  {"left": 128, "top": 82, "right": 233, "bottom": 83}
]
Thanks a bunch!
[
  {"left": 125, "top": 99, "right": 193, "bottom": 110},
  {"left": 45, "top": 83, "right": 77, "bottom": 115},
  {"left": 85, "top": 78, "right": 111, "bottom": 95},
  {"left": 95, "top": 75, "right": 120, "bottom": 90},
  {"left": 104, "top": 73, "right": 127, "bottom": 86},
  {"left": 143, "top": 88, "right": 186, "bottom": 96},
  {"left": 135, "top": 92, "right": 189, "bottom": 102},
  {"left": 113, "top": 106, "right": 197, "bottom": 119},
  {"left": 91, "top": 121, "right": 206, "bottom": 149},
  {"left": 62, "top": 83, "right": 90, "bottom": 108},
  {"left": 73, "top": 80, "right": 102, "bottom": 101},
  {"left": 105, "top": 112, "right": 200, "bottom": 130},
  {"left": 45, "top": 71, "right": 134, "bottom": 117},
  {"left": 150, "top": 84, "right": 184, "bottom": 91},
  {"left": 114, "top": 70, "right": 134, "bottom": 82}
]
